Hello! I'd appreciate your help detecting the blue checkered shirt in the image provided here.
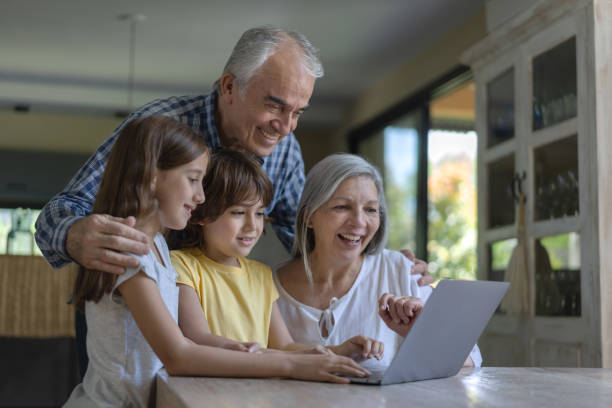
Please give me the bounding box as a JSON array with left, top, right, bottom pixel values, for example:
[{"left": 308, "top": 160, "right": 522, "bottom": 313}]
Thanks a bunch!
[{"left": 34, "top": 92, "right": 305, "bottom": 268}]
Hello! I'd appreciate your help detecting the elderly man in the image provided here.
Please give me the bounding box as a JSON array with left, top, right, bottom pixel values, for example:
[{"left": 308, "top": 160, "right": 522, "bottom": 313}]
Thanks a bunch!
[
  {"left": 35, "top": 25, "right": 430, "bottom": 378},
  {"left": 35, "top": 26, "right": 316, "bottom": 272}
]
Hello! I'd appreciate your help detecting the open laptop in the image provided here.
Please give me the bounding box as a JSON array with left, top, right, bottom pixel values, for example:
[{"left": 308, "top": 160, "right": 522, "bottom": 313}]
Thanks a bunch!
[{"left": 351, "top": 279, "right": 509, "bottom": 385}]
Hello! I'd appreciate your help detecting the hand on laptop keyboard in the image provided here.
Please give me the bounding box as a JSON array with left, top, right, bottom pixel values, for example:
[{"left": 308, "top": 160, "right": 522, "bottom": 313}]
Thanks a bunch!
[{"left": 328, "top": 335, "right": 384, "bottom": 362}]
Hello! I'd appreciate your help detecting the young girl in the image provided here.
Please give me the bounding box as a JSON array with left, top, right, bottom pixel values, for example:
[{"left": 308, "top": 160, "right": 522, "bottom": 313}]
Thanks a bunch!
[
  {"left": 171, "top": 149, "right": 384, "bottom": 359},
  {"left": 64, "top": 117, "right": 370, "bottom": 407}
]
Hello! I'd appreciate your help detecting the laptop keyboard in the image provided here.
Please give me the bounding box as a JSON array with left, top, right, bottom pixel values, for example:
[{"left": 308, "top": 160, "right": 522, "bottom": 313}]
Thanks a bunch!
[{"left": 349, "top": 367, "right": 387, "bottom": 384}]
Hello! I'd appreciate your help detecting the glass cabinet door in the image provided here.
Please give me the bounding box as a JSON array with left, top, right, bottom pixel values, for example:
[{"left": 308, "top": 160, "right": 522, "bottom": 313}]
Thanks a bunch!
[
  {"left": 533, "top": 135, "right": 579, "bottom": 221},
  {"left": 535, "top": 232, "right": 581, "bottom": 316},
  {"left": 487, "top": 154, "right": 515, "bottom": 228},
  {"left": 488, "top": 238, "right": 518, "bottom": 282},
  {"left": 532, "top": 37, "right": 577, "bottom": 130},
  {"left": 487, "top": 68, "right": 515, "bottom": 147}
]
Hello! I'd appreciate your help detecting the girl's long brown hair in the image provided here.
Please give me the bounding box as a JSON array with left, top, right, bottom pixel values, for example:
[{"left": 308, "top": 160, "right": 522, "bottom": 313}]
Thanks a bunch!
[
  {"left": 72, "top": 115, "right": 208, "bottom": 310},
  {"left": 169, "top": 148, "right": 273, "bottom": 251}
]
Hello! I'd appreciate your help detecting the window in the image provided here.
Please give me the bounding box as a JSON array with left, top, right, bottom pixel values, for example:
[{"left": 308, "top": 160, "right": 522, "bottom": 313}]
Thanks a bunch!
[
  {"left": 349, "top": 68, "right": 476, "bottom": 280},
  {"left": 0, "top": 207, "right": 42, "bottom": 256}
]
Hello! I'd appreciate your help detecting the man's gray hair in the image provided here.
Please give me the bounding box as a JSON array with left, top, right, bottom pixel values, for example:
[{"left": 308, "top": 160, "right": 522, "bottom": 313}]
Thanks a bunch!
[
  {"left": 213, "top": 26, "right": 323, "bottom": 98},
  {"left": 292, "top": 153, "right": 388, "bottom": 283}
]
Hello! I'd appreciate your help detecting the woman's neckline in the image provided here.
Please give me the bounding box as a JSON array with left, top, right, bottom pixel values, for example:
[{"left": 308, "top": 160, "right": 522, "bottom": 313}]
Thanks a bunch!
[{"left": 276, "top": 255, "right": 368, "bottom": 312}]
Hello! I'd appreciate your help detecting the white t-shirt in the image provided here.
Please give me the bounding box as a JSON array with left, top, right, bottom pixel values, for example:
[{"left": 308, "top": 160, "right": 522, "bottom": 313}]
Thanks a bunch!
[
  {"left": 64, "top": 233, "right": 178, "bottom": 408},
  {"left": 273, "top": 249, "right": 481, "bottom": 371}
]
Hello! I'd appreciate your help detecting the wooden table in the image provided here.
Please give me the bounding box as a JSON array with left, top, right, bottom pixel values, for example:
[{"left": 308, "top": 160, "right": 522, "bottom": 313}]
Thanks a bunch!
[{"left": 156, "top": 367, "right": 612, "bottom": 407}]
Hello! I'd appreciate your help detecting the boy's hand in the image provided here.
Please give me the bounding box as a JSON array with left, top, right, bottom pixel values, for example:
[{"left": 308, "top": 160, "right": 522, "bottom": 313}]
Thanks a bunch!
[
  {"left": 378, "top": 293, "right": 424, "bottom": 337},
  {"left": 330, "top": 335, "right": 384, "bottom": 361},
  {"left": 296, "top": 344, "right": 335, "bottom": 356}
]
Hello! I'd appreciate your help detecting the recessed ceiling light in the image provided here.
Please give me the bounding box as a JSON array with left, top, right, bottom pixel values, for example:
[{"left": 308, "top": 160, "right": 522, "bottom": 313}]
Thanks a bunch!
[{"left": 116, "top": 13, "right": 147, "bottom": 22}]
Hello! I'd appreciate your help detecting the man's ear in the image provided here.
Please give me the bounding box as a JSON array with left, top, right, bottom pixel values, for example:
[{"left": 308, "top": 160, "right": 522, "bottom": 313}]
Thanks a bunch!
[{"left": 219, "top": 72, "right": 237, "bottom": 104}]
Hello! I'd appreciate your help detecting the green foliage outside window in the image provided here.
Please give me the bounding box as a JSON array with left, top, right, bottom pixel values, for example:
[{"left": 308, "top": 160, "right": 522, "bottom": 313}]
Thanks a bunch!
[{"left": 427, "top": 156, "right": 477, "bottom": 280}]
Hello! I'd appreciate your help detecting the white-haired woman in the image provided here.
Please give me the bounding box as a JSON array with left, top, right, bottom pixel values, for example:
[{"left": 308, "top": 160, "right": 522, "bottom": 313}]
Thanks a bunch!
[{"left": 273, "top": 153, "right": 481, "bottom": 370}]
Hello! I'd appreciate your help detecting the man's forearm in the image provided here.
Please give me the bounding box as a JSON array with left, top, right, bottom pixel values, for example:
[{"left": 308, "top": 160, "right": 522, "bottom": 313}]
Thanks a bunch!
[
  {"left": 35, "top": 191, "right": 95, "bottom": 268},
  {"left": 35, "top": 212, "right": 82, "bottom": 268},
  {"left": 34, "top": 132, "right": 117, "bottom": 268}
]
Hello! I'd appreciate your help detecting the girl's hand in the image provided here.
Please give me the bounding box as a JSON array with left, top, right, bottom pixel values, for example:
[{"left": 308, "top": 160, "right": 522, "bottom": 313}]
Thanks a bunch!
[
  {"left": 331, "top": 335, "right": 384, "bottom": 361},
  {"left": 288, "top": 354, "right": 370, "bottom": 384},
  {"left": 378, "top": 293, "right": 424, "bottom": 337},
  {"left": 222, "top": 341, "right": 261, "bottom": 353}
]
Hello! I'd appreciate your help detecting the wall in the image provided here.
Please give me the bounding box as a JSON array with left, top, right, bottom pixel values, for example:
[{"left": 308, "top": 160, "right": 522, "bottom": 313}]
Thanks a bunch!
[
  {"left": 486, "top": 0, "right": 538, "bottom": 32},
  {"left": 0, "top": 110, "right": 122, "bottom": 153},
  {"left": 0, "top": 110, "right": 123, "bottom": 207}
]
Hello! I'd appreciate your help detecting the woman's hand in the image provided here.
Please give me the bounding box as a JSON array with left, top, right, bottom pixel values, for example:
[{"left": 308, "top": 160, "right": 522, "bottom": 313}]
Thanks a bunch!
[
  {"left": 287, "top": 354, "right": 371, "bottom": 384},
  {"left": 222, "top": 341, "right": 262, "bottom": 353},
  {"left": 378, "top": 293, "right": 424, "bottom": 337},
  {"left": 329, "top": 335, "right": 384, "bottom": 361}
]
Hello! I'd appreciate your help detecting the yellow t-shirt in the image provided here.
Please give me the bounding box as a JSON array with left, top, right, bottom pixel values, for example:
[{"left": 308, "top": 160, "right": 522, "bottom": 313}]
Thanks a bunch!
[{"left": 171, "top": 247, "right": 279, "bottom": 347}]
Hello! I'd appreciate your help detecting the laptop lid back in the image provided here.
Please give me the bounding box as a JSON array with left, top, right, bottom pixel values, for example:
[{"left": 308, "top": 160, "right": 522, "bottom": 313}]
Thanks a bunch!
[{"left": 381, "top": 279, "right": 509, "bottom": 385}]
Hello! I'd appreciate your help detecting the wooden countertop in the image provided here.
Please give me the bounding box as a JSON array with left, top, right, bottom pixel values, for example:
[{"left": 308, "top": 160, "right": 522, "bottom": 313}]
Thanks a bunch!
[{"left": 156, "top": 366, "right": 612, "bottom": 407}]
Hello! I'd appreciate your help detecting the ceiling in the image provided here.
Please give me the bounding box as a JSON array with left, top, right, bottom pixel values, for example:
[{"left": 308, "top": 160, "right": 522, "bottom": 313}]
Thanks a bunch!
[{"left": 0, "top": 0, "right": 485, "bottom": 128}]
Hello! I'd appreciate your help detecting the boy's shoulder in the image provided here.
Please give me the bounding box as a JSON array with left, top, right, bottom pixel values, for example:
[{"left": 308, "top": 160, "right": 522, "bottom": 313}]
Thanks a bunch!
[
  {"left": 240, "top": 257, "right": 273, "bottom": 274},
  {"left": 170, "top": 247, "right": 204, "bottom": 266}
]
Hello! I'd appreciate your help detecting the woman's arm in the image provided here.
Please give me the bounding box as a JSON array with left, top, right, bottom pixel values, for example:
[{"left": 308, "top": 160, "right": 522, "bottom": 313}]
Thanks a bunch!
[
  {"left": 119, "top": 272, "right": 369, "bottom": 382},
  {"left": 178, "top": 284, "right": 259, "bottom": 351}
]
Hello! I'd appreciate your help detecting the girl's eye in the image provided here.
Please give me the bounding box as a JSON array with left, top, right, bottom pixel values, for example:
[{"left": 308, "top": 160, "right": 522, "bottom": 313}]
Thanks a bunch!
[
  {"left": 334, "top": 205, "right": 348, "bottom": 210},
  {"left": 189, "top": 178, "right": 198, "bottom": 183}
]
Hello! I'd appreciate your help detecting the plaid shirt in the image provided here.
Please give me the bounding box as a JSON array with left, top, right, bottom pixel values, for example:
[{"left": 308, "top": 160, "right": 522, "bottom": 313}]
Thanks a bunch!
[{"left": 34, "top": 92, "right": 305, "bottom": 268}]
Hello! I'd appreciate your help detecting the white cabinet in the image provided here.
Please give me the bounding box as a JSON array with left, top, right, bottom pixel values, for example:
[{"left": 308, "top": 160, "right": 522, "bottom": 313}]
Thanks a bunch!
[{"left": 461, "top": 0, "right": 612, "bottom": 367}]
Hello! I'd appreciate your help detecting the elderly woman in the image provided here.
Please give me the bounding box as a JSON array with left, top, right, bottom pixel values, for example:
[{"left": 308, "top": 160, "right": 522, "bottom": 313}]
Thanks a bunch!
[{"left": 273, "top": 153, "right": 481, "bottom": 370}]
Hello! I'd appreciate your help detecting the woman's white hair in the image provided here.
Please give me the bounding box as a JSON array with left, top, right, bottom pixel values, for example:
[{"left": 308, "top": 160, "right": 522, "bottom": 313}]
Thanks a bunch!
[
  {"left": 213, "top": 26, "right": 323, "bottom": 98},
  {"left": 292, "top": 153, "right": 388, "bottom": 283}
]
